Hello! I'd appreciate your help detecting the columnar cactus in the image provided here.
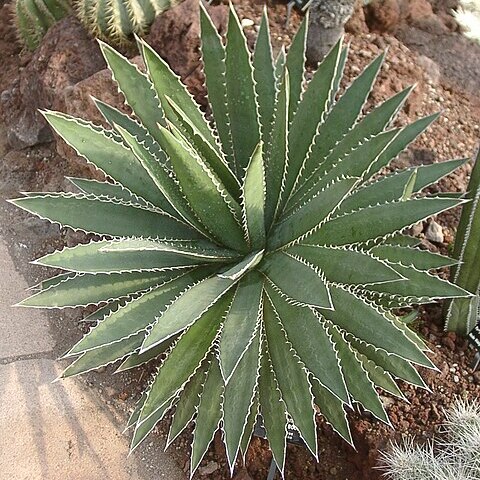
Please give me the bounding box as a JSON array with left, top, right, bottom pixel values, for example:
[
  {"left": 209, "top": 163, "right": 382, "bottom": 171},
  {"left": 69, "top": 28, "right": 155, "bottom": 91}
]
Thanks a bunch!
[
  {"left": 75, "top": 0, "right": 181, "bottom": 45},
  {"left": 11, "top": 4, "right": 470, "bottom": 475},
  {"left": 445, "top": 148, "right": 480, "bottom": 334},
  {"left": 14, "top": 0, "right": 71, "bottom": 50}
]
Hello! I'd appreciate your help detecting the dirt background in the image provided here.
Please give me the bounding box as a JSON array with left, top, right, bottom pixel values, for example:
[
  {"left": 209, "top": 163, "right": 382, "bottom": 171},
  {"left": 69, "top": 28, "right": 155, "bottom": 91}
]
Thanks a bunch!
[{"left": 0, "top": 0, "right": 479, "bottom": 478}]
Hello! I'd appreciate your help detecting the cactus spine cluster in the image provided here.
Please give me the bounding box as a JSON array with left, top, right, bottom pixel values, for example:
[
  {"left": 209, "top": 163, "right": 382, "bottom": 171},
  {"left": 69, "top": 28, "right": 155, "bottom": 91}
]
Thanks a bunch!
[
  {"left": 380, "top": 399, "right": 480, "bottom": 480},
  {"left": 445, "top": 148, "right": 480, "bottom": 334},
  {"left": 75, "top": 0, "right": 181, "bottom": 44},
  {"left": 14, "top": 0, "right": 71, "bottom": 50}
]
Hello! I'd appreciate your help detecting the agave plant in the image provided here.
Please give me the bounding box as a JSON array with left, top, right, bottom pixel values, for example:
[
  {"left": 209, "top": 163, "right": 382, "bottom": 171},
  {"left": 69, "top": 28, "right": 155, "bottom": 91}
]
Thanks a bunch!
[
  {"left": 14, "top": 0, "right": 71, "bottom": 50},
  {"left": 75, "top": 0, "right": 181, "bottom": 45},
  {"left": 11, "top": 4, "right": 471, "bottom": 475},
  {"left": 445, "top": 148, "right": 480, "bottom": 334}
]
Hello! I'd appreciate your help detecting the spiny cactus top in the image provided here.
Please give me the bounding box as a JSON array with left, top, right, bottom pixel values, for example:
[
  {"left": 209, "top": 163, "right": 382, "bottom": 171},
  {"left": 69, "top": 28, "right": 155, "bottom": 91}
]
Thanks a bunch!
[
  {"left": 75, "top": 0, "right": 182, "bottom": 45},
  {"left": 14, "top": 0, "right": 71, "bottom": 50},
  {"left": 12, "top": 4, "right": 471, "bottom": 476}
]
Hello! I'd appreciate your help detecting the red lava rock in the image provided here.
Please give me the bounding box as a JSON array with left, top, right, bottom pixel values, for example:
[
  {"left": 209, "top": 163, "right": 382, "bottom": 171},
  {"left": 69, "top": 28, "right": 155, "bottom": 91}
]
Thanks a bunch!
[
  {"left": 346, "top": 0, "right": 370, "bottom": 34},
  {"left": 365, "top": 0, "right": 402, "bottom": 32},
  {"left": 147, "top": 0, "right": 228, "bottom": 106},
  {"left": 2, "top": 16, "right": 105, "bottom": 149}
]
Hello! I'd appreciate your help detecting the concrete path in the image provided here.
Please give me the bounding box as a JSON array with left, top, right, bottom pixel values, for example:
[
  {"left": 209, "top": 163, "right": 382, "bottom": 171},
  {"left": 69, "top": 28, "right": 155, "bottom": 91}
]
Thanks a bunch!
[{"left": 0, "top": 239, "right": 186, "bottom": 480}]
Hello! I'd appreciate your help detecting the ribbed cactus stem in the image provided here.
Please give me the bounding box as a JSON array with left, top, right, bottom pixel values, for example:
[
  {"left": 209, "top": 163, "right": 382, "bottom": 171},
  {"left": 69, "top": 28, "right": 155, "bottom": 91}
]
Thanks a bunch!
[
  {"left": 75, "top": 0, "right": 179, "bottom": 45},
  {"left": 14, "top": 0, "right": 70, "bottom": 50},
  {"left": 445, "top": 147, "right": 480, "bottom": 334}
]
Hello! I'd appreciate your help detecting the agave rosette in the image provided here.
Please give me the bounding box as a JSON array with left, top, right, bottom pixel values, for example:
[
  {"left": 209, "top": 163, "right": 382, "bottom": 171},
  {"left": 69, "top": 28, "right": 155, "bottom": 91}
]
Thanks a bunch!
[{"left": 12, "top": 4, "right": 470, "bottom": 475}]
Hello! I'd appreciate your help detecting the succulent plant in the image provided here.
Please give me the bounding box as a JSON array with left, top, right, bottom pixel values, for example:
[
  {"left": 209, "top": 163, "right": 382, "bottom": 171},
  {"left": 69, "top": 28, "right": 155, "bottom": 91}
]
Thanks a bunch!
[
  {"left": 380, "top": 399, "right": 480, "bottom": 480},
  {"left": 11, "top": 4, "right": 471, "bottom": 475},
  {"left": 14, "top": 0, "right": 71, "bottom": 50},
  {"left": 445, "top": 149, "right": 480, "bottom": 334},
  {"left": 75, "top": 0, "right": 181, "bottom": 45},
  {"left": 453, "top": 0, "right": 480, "bottom": 44}
]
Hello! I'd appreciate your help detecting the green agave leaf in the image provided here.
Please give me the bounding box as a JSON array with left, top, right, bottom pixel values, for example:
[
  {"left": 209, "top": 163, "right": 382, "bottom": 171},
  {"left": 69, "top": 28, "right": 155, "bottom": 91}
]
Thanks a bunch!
[
  {"left": 11, "top": 193, "right": 200, "bottom": 240},
  {"left": 264, "top": 70, "right": 289, "bottom": 229},
  {"left": 240, "top": 392, "right": 258, "bottom": 458},
  {"left": 138, "top": 38, "right": 218, "bottom": 151},
  {"left": 288, "top": 129, "right": 399, "bottom": 211},
  {"left": 66, "top": 270, "right": 208, "bottom": 355},
  {"left": 306, "top": 197, "right": 465, "bottom": 246},
  {"left": 68, "top": 177, "right": 148, "bottom": 207},
  {"left": 355, "top": 352, "right": 405, "bottom": 399},
  {"left": 19, "top": 270, "right": 181, "bottom": 308},
  {"left": 264, "top": 295, "right": 317, "bottom": 457},
  {"left": 98, "top": 41, "right": 165, "bottom": 137},
  {"left": 288, "top": 245, "right": 403, "bottom": 285},
  {"left": 113, "top": 122, "right": 209, "bottom": 236},
  {"left": 191, "top": 359, "right": 223, "bottom": 475},
  {"left": 219, "top": 272, "right": 263, "bottom": 382},
  {"left": 34, "top": 240, "right": 207, "bottom": 273},
  {"left": 223, "top": 331, "right": 260, "bottom": 470},
  {"left": 315, "top": 85, "right": 413, "bottom": 176},
  {"left": 274, "top": 46, "right": 286, "bottom": 87},
  {"left": 345, "top": 335, "right": 428, "bottom": 389},
  {"left": 270, "top": 176, "right": 358, "bottom": 249},
  {"left": 364, "top": 262, "right": 471, "bottom": 301},
  {"left": 164, "top": 96, "right": 241, "bottom": 200},
  {"left": 339, "top": 158, "right": 467, "bottom": 214},
  {"left": 199, "top": 3, "right": 235, "bottom": 171},
  {"left": 260, "top": 251, "right": 332, "bottom": 309},
  {"left": 242, "top": 143, "right": 266, "bottom": 248},
  {"left": 137, "top": 295, "right": 231, "bottom": 431},
  {"left": 370, "top": 244, "right": 458, "bottom": 270},
  {"left": 225, "top": 4, "right": 260, "bottom": 176},
  {"left": 81, "top": 297, "right": 131, "bottom": 323},
  {"left": 42, "top": 112, "right": 167, "bottom": 209},
  {"left": 258, "top": 335, "right": 287, "bottom": 474},
  {"left": 166, "top": 361, "right": 208, "bottom": 446},
  {"left": 140, "top": 275, "right": 235, "bottom": 353},
  {"left": 218, "top": 249, "right": 263, "bottom": 282},
  {"left": 126, "top": 392, "right": 147, "bottom": 430},
  {"left": 130, "top": 395, "right": 176, "bottom": 452},
  {"left": 381, "top": 234, "right": 421, "bottom": 248},
  {"left": 310, "top": 378, "right": 352, "bottom": 445},
  {"left": 101, "top": 238, "right": 239, "bottom": 261},
  {"left": 318, "top": 285, "right": 432, "bottom": 367},
  {"left": 62, "top": 331, "right": 144, "bottom": 378},
  {"left": 365, "top": 113, "right": 440, "bottom": 179},
  {"left": 283, "top": 38, "right": 344, "bottom": 211},
  {"left": 156, "top": 124, "right": 246, "bottom": 251},
  {"left": 285, "top": 12, "right": 307, "bottom": 119},
  {"left": 266, "top": 285, "right": 348, "bottom": 403},
  {"left": 325, "top": 323, "right": 389, "bottom": 423},
  {"left": 292, "top": 53, "right": 385, "bottom": 197},
  {"left": 253, "top": 8, "right": 275, "bottom": 146},
  {"left": 116, "top": 339, "right": 173, "bottom": 373}
]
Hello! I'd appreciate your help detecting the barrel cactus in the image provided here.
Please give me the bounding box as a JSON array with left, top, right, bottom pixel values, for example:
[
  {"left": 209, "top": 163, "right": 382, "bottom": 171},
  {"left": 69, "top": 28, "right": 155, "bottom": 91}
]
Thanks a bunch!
[
  {"left": 12, "top": 4, "right": 471, "bottom": 475},
  {"left": 14, "top": 0, "right": 71, "bottom": 50},
  {"left": 75, "top": 0, "right": 181, "bottom": 45}
]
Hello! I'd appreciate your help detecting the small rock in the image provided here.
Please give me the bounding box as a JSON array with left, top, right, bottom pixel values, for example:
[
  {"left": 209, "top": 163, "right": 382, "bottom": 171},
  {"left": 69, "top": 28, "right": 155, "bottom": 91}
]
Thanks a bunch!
[
  {"left": 241, "top": 18, "right": 254, "bottom": 28},
  {"left": 473, "top": 372, "right": 480, "bottom": 384},
  {"left": 442, "top": 336, "right": 456, "bottom": 350},
  {"left": 199, "top": 461, "right": 219, "bottom": 476},
  {"left": 453, "top": 375, "right": 460, "bottom": 383},
  {"left": 425, "top": 220, "right": 444, "bottom": 243}
]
